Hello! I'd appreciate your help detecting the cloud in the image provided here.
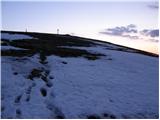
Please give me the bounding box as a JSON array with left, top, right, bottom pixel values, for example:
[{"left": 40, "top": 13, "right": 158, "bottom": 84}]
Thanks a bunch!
[
  {"left": 99, "top": 25, "right": 159, "bottom": 42},
  {"left": 99, "top": 24, "right": 138, "bottom": 39},
  {"left": 140, "top": 29, "right": 159, "bottom": 37},
  {"left": 148, "top": 39, "right": 159, "bottom": 42},
  {"left": 148, "top": 2, "right": 159, "bottom": 9},
  {"left": 122, "top": 35, "right": 139, "bottom": 39}
]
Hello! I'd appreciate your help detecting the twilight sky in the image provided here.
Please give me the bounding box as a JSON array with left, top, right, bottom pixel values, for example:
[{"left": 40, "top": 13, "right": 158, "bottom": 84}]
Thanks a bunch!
[{"left": 1, "top": 0, "right": 159, "bottom": 54}]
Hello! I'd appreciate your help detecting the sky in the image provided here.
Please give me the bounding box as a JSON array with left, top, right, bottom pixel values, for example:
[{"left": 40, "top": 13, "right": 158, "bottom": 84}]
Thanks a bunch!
[{"left": 1, "top": 0, "right": 159, "bottom": 54}]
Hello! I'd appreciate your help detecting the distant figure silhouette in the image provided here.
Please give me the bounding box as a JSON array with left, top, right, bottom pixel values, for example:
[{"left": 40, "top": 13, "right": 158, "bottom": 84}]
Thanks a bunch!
[
  {"left": 25, "top": 29, "right": 27, "bottom": 32},
  {"left": 57, "top": 29, "right": 59, "bottom": 34},
  {"left": 71, "top": 33, "right": 74, "bottom": 36}
]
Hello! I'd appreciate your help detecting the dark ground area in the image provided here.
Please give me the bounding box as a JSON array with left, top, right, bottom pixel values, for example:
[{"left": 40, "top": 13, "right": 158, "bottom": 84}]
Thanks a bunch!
[{"left": 1, "top": 30, "right": 158, "bottom": 59}]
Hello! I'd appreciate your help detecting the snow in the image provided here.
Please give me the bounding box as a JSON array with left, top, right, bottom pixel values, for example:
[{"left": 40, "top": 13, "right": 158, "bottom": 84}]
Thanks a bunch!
[
  {"left": 46, "top": 50, "right": 158, "bottom": 118},
  {"left": 59, "top": 44, "right": 135, "bottom": 53},
  {"left": 1, "top": 45, "right": 158, "bottom": 118},
  {"left": 1, "top": 33, "right": 34, "bottom": 40},
  {"left": 1, "top": 55, "right": 52, "bottom": 118},
  {"left": 1, "top": 46, "right": 27, "bottom": 50}
]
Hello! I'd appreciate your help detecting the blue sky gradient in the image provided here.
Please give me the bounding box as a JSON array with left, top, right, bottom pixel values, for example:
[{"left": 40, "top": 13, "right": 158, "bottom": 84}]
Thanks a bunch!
[{"left": 1, "top": 1, "right": 159, "bottom": 54}]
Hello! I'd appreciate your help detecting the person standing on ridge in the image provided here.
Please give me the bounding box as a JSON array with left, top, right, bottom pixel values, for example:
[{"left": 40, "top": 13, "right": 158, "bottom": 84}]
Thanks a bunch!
[{"left": 57, "top": 29, "right": 59, "bottom": 34}]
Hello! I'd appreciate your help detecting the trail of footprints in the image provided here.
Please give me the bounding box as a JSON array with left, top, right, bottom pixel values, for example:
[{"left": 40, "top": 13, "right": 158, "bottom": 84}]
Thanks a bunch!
[
  {"left": 13, "top": 67, "right": 55, "bottom": 118},
  {"left": 2, "top": 57, "right": 158, "bottom": 119},
  {"left": 11, "top": 59, "right": 67, "bottom": 118},
  {"left": 2, "top": 58, "right": 118, "bottom": 119},
  {"left": 2, "top": 58, "right": 66, "bottom": 118}
]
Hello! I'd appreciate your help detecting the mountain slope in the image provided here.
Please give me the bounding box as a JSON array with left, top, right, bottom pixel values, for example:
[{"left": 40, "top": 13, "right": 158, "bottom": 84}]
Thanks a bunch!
[{"left": 1, "top": 31, "right": 159, "bottom": 119}]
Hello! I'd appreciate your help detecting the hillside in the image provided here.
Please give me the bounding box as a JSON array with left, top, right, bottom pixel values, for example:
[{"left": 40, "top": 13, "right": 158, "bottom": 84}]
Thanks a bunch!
[{"left": 1, "top": 31, "right": 159, "bottom": 119}]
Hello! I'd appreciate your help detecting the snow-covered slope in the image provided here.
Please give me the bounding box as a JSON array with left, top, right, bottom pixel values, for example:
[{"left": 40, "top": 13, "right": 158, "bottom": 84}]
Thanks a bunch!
[{"left": 1, "top": 31, "right": 159, "bottom": 119}]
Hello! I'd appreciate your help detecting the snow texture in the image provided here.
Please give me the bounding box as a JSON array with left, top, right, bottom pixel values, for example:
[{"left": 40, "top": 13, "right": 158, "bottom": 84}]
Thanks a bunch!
[
  {"left": 1, "top": 48, "right": 158, "bottom": 119},
  {"left": 1, "top": 46, "right": 27, "bottom": 50},
  {"left": 1, "top": 33, "right": 34, "bottom": 40},
  {"left": 1, "top": 33, "right": 159, "bottom": 119}
]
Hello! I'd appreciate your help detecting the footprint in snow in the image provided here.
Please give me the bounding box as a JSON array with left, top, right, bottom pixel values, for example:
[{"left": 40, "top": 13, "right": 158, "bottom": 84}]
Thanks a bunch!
[
  {"left": 1, "top": 106, "right": 5, "bottom": 112},
  {"left": 13, "top": 72, "right": 18, "bottom": 75},
  {"left": 47, "top": 104, "right": 65, "bottom": 119},
  {"left": 49, "top": 76, "right": 54, "bottom": 79},
  {"left": 25, "top": 95, "right": 30, "bottom": 102},
  {"left": 26, "top": 86, "right": 32, "bottom": 94},
  {"left": 25, "top": 83, "right": 35, "bottom": 102},
  {"left": 102, "top": 113, "right": 116, "bottom": 119},
  {"left": 109, "top": 99, "right": 114, "bottom": 103},
  {"left": 55, "top": 115, "right": 65, "bottom": 119},
  {"left": 87, "top": 114, "right": 101, "bottom": 119},
  {"left": 40, "top": 88, "right": 47, "bottom": 97},
  {"left": 14, "top": 94, "right": 22, "bottom": 104},
  {"left": 16, "top": 109, "right": 22, "bottom": 118},
  {"left": 46, "top": 81, "right": 53, "bottom": 87},
  {"left": 62, "top": 61, "right": 67, "bottom": 64}
]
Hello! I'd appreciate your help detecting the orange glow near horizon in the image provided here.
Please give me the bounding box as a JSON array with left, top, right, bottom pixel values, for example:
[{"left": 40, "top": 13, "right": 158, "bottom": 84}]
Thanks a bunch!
[{"left": 76, "top": 33, "right": 159, "bottom": 55}]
